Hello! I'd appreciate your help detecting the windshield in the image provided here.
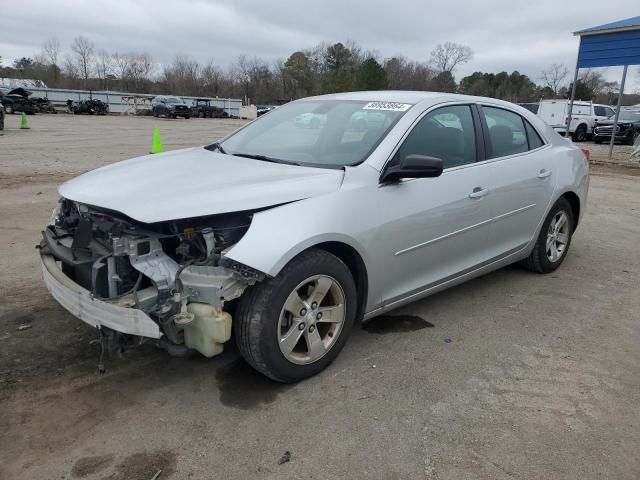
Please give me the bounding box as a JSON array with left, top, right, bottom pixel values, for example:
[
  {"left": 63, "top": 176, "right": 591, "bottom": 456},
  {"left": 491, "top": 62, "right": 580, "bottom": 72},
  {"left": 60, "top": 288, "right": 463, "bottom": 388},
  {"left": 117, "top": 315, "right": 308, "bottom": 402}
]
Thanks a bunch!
[
  {"left": 165, "top": 97, "right": 183, "bottom": 104},
  {"left": 220, "top": 100, "right": 411, "bottom": 167},
  {"left": 615, "top": 111, "right": 640, "bottom": 122}
]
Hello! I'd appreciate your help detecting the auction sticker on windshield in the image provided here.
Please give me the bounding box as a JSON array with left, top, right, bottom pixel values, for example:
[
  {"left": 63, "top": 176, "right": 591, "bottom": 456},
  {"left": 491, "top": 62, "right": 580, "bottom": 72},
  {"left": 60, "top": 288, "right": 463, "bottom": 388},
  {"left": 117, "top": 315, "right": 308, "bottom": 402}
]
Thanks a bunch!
[{"left": 363, "top": 102, "right": 412, "bottom": 112}]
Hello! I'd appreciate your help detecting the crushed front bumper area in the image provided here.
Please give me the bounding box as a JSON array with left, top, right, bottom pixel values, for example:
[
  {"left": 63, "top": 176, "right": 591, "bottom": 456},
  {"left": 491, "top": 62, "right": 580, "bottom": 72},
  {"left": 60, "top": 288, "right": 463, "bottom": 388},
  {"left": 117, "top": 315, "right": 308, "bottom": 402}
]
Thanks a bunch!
[
  {"left": 42, "top": 252, "right": 238, "bottom": 356},
  {"left": 39, "top": 200, "right": 265, "bottom": 358},
  {"left": 41, "top": 253, "right": 161, "bottom": 338}
]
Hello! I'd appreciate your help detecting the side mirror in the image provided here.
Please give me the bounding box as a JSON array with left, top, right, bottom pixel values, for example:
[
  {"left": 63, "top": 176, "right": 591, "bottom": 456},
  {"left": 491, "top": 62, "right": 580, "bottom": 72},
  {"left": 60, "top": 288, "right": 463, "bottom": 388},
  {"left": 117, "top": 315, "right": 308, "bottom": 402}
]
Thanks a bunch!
[{"left": 381, "top": 155, "right": 444, "bottom": 183}]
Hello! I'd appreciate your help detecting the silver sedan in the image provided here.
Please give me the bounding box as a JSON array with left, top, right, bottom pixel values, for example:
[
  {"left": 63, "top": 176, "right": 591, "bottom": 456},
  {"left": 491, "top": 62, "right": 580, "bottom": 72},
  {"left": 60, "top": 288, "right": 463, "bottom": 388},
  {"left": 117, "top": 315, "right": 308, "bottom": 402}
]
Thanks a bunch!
[{"left": 40, "top": 91, "right": 589, "bottom": 382}]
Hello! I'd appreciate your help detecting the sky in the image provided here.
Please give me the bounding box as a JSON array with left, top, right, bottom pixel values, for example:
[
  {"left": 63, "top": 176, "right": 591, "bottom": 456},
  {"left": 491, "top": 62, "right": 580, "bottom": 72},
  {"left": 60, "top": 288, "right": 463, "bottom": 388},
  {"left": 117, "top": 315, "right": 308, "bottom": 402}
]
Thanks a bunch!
[{"left": 1, "top": 0, "right": 639, "bottom": 91}]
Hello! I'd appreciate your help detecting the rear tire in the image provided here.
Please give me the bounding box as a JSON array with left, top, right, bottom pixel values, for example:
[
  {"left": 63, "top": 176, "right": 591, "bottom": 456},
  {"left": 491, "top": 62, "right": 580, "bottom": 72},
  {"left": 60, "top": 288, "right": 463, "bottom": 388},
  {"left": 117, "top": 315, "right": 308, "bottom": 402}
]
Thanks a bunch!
[
  {"left": 628, "top": 130, "right": 639, "bottom": 146},
  {"left": 572, "top": 125, "right": 587, "bottom": 142},
  {"left": 521, "top": 197, "right": 574, "bottom": 273},
  {"left": 235, "top": 249, "right": 357, "bottom": 383}
]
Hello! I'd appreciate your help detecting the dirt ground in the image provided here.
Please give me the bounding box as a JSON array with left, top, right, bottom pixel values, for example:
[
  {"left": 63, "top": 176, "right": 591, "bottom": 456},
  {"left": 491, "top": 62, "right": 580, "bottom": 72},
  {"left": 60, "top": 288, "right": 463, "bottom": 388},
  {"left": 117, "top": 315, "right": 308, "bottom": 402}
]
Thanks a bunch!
[{"left": 1, "top": 114, "right": 639, "bottom": 480}]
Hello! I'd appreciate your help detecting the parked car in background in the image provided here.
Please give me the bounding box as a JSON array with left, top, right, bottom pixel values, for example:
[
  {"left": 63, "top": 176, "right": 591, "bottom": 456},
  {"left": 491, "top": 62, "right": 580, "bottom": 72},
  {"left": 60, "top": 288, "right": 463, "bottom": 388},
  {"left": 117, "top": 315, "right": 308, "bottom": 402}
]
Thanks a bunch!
[
  {"left": 537, "top": 99, "right": 614, "bottom": 141},
  {"left": 592, "top": 109, "right": 640, "bottom": 145},
  {"left": 257, "top": 105, "right": 276, "bottom": 117},
  {"left": 40, "top": 91, "right": 588, "bottom": 383},
  {"left": 152, "top": 96, "right": 191, "bottom": 119},
  {"left": 190, "top": 99, "right": 227, "bottom": 118},
  {"left": 0, "top": 87, "right": 38, "bottom": 114}
]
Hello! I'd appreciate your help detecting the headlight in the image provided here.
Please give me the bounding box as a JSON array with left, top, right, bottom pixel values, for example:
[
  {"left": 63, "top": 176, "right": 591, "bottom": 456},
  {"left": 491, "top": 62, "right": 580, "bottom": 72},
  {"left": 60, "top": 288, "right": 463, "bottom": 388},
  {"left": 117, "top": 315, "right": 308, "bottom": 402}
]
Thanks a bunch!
[{"left": 49, "top": 204, "right": 61, "bottom": 225}]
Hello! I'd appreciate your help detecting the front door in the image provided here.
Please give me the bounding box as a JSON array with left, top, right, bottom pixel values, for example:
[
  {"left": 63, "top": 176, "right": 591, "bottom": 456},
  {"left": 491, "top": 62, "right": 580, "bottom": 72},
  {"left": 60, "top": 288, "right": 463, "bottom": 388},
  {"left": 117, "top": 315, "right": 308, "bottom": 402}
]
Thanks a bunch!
[{"left": 367, "top": 104, "right": 494, "bottom": 308}]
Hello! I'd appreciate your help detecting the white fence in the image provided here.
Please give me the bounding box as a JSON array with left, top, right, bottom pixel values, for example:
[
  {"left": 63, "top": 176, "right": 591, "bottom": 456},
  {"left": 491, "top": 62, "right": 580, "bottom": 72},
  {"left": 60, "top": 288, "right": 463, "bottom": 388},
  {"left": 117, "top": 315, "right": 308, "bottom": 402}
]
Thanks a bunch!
[{"left": 18, "top": 87, "right": 242, "bottom": 117}]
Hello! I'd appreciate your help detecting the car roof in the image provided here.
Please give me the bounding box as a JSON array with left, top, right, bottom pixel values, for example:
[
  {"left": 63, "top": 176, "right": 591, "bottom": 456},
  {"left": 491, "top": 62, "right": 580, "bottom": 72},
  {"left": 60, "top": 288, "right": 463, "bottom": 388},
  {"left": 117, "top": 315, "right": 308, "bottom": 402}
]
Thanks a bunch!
[
  {"left": 303, "top": 90, "right": 445, "bottom": 104},
  {"left": 300, "top": 90, "right": 535, "bottom": 111}
]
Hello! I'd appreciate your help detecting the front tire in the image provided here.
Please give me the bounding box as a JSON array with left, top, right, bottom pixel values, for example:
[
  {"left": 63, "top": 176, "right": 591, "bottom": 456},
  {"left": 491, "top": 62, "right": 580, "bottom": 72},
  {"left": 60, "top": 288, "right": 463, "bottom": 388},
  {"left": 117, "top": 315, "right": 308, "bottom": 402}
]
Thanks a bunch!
[
  {"left": 522, "top": 197, "right": 574, "bottom": 273},
  {"left": 235, "top": 249, "right": 357, "bottom": 383}
]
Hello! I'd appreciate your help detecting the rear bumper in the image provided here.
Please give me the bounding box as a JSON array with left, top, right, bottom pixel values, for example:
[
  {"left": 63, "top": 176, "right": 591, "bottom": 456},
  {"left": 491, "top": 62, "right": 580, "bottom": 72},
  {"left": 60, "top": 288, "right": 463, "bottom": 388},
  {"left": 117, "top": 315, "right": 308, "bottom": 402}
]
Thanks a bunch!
[{"left": 41, "top": 253, "right": 161, "bottom": 339}]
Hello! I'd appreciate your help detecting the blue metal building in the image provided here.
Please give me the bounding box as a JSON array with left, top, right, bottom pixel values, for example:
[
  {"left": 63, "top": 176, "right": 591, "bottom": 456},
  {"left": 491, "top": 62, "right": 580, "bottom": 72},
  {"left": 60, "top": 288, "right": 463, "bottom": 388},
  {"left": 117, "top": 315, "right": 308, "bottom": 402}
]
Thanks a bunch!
[{"left": 568, "top": 16, "right": 640, "bottom": 157}]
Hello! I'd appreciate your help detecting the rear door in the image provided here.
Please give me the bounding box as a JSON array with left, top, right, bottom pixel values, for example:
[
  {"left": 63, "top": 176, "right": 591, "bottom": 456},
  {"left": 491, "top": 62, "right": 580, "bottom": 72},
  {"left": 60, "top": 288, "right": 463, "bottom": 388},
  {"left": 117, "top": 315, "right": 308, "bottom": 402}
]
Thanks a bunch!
[{"left": 477, "top": 105, "right": 557, "bottom": 258}]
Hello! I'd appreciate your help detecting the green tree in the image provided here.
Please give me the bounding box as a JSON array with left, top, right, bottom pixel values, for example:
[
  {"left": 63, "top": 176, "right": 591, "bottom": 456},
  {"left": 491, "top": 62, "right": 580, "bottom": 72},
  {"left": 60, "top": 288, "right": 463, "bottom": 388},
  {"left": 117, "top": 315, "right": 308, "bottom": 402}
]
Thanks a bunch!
[
  {"left": 459, "top": 70, "right": 540, "bottom": 102},
  {"left": 354, "top": 58, "right": 387, "bottom": 90},
  {"left": 13, "top": 57, "right": 34, "bottom": 70},
  {"left": 284, "top": 51, "right": 313, "bottom": 98},
  {"left": 323, "top": 43, "right": 355, "bottom": 92},
  {"left": 430, "top": 71, "right": 456, "bottom": 93}
]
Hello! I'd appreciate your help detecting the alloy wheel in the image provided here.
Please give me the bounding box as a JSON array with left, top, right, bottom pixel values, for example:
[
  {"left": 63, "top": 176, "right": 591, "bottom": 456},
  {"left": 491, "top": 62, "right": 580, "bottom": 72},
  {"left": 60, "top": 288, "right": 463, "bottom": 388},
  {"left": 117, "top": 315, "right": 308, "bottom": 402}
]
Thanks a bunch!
[
  {"left": 546, "top": 211, "right": 570, "bottom": 262},
  {"left": 277, "top": 275, "right": 346, "bottom": 365}
]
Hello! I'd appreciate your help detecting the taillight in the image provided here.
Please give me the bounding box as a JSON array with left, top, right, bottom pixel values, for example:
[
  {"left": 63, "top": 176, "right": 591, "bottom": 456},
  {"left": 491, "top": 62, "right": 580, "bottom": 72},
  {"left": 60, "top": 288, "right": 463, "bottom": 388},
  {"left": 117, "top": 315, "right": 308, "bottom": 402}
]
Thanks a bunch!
[{"left": 580, "top": 148, "right": 590, "bottom": 161}]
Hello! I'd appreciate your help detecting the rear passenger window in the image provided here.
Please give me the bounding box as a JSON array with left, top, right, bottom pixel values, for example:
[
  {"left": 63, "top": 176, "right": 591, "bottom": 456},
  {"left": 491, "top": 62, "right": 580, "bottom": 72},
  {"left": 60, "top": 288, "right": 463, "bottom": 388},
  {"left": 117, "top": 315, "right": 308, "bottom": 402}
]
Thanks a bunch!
[
  {"left": 594, "top": 106, "right": 605, "bottom": 117},
  {"left": 397, "top": 105, "right": 476, "bottom": 169},
  {"left": 525, "top": 121, "right": 544, "bottom": 149},
  {"left": 482, "top": 107, "right": 528, "bottom": 158}
]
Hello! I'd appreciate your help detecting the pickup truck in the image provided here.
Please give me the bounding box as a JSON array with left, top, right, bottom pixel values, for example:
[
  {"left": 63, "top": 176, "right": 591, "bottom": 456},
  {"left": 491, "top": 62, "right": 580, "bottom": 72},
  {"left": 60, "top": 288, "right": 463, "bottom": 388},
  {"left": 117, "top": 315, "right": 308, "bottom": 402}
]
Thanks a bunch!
[{"left": 537, "top": 100, "right": 615, "bottom": 142}]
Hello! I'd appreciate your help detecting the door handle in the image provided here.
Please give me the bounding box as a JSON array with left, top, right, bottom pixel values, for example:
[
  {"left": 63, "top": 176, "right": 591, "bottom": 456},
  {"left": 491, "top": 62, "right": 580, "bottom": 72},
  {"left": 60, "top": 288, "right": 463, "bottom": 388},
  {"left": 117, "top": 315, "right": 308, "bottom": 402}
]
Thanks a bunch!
[
  {"left": 469, "top": 187, "right": 489, "bottom": 199},
  {"left": 537, "top": 169, "right": 552, "bottom": 179}
]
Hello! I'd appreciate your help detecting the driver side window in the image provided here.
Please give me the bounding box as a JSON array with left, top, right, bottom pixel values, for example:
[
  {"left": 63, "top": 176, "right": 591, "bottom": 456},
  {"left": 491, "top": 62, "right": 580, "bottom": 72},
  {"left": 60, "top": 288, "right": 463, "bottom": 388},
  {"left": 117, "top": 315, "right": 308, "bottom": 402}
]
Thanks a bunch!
[{"left": 397, "top": 105, "right": 477, "bottom": 169}]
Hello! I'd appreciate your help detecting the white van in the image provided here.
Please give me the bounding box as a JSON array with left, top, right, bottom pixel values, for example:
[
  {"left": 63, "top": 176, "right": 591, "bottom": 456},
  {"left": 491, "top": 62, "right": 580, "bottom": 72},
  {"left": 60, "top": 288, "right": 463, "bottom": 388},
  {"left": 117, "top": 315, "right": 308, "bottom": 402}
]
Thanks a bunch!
[{"left": 537, "top": 100, "right": 615, "bottom": 141}]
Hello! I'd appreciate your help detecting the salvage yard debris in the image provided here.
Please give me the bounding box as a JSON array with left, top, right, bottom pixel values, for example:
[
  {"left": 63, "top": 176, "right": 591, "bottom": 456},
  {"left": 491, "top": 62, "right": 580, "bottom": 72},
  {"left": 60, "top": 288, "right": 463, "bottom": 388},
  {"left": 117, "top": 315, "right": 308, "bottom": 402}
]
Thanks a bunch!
[{"left": 277, "top": 451, "right": 291, "bottom": 465}]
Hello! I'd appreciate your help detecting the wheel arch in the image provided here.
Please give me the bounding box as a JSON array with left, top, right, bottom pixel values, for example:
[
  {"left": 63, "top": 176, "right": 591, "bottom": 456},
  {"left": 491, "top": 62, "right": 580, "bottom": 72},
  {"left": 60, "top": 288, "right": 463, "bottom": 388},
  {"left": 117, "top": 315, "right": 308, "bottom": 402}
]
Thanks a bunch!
[
  {"left": 560, "top": 191, "right": 581, "bottom": 230},
  {"left": 307, "top": 241, "right": 369, "bottom": 321}
]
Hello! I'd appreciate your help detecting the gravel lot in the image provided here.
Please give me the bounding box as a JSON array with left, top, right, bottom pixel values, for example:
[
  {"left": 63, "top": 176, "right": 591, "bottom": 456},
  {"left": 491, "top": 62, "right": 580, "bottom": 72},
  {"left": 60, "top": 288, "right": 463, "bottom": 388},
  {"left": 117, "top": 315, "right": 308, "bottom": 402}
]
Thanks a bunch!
[{"left": 1, "top": 114, "right": 639, "bottom": 480}]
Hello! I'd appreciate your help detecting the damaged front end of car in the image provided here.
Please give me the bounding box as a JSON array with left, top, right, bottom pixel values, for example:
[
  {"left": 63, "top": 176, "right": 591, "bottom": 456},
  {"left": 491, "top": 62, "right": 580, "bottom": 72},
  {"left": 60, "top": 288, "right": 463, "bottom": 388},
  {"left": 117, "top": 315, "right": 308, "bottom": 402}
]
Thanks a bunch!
[{"left": 39, "top": 198, "right": 265, "bottom": 357}]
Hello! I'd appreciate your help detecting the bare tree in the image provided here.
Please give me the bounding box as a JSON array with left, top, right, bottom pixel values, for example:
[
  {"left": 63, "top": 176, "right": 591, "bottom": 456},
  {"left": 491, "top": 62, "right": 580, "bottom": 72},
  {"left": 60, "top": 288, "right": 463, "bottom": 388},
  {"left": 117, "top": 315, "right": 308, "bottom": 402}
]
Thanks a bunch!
[
  {"left": 429, "top": 42, "right": 473, "bottom": 74},
  {"left": 71, "top": 36, "right": 95, "bottom": 86},
  {"left": 112, "top": 52, "right": 132, "bottom": 85},
  {"left": 161, "top": 52, "right": 200, "bottom": 95},
  {"left": 129, "top": 53, "right": 154, "bottom": 92},
  {"left": 42, "top": 37, "right": 61, "bottom": 67},
  {"left": 579, "top": 69, "right": 606, "bottom": 97},
  {"left": 63, "top": 54, "right": 79, "bottom": 80},
  {"left": 95, "top": 49, "right": 113, "bottom": 88},
  {"left": 234, "top": 54, "right": 252, "bottom": 102},
  {"left": 540, "top": 63, "right": 569, "bottom": 96}
]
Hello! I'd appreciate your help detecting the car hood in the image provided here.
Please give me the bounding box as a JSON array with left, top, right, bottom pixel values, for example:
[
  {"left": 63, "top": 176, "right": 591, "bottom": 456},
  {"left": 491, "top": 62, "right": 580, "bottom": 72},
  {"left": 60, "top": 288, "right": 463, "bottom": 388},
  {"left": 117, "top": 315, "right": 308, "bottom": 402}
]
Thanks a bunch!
[
  {"left": 59, "top": 148, "right": 344, "bottom": 223},
  {"left": 8, "top": 87, "right": 30, "bottom": 97}
]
